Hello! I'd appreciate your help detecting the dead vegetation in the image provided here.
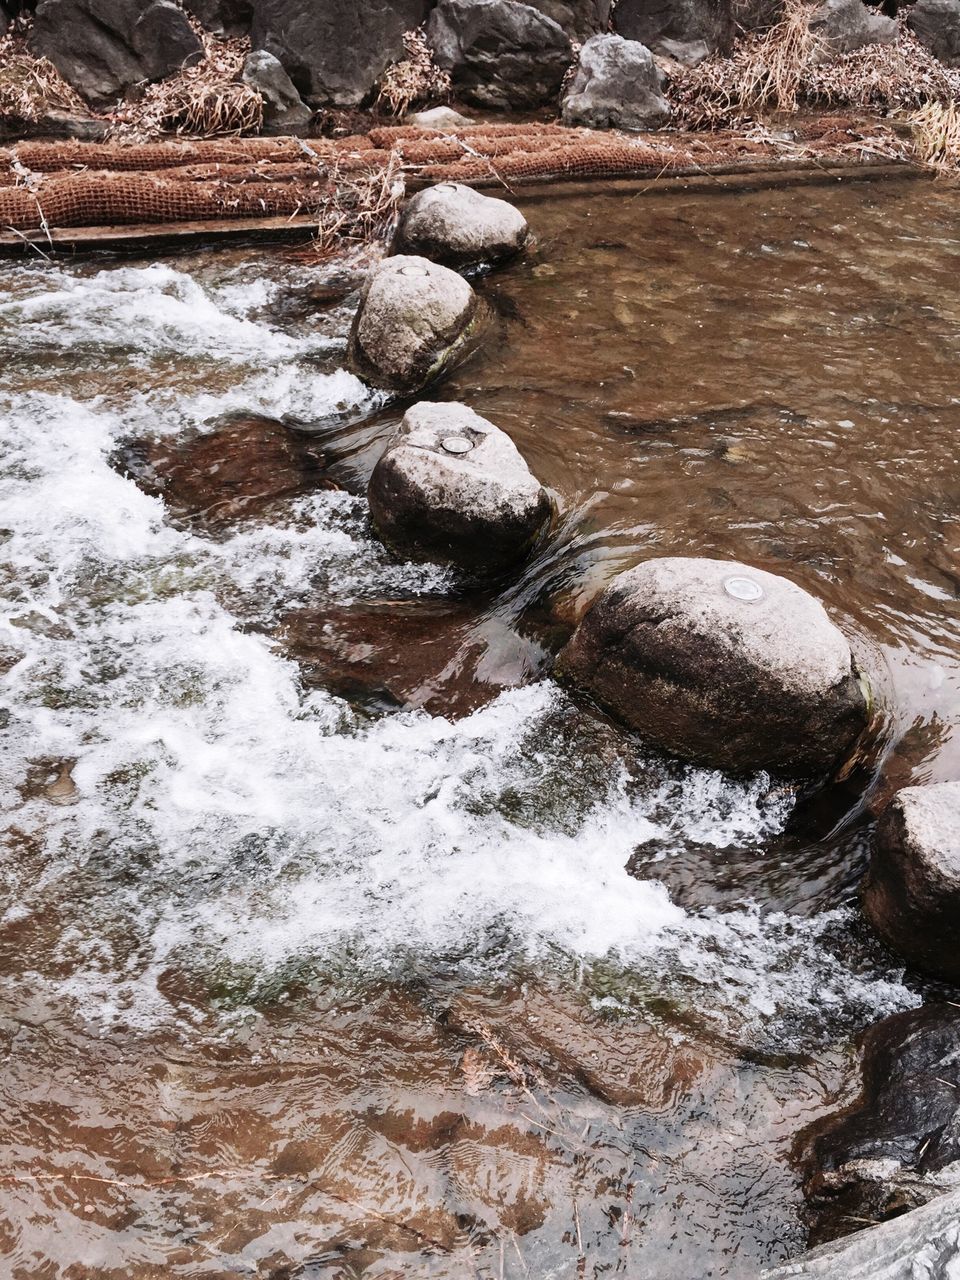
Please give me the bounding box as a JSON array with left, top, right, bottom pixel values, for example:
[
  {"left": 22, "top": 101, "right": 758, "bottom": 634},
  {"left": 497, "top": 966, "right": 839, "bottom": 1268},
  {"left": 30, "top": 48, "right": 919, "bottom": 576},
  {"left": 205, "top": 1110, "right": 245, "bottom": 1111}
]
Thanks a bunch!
[
  {"left": 311, "top": 147, "right": 405, "bottom": 252},
  {"left": 0, "top": 31, "right": 88, "bottom": 125},
  {"left": 376, "top": 28, "right": 451, "bottom": 117}
]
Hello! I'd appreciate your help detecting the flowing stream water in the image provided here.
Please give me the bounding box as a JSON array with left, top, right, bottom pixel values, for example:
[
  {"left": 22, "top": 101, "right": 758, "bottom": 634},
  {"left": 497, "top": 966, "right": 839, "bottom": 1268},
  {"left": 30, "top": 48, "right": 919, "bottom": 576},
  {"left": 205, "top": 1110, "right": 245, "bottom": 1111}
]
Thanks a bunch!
[{"left": 2, "top": 174, "right": 959, "bottom": 1278}]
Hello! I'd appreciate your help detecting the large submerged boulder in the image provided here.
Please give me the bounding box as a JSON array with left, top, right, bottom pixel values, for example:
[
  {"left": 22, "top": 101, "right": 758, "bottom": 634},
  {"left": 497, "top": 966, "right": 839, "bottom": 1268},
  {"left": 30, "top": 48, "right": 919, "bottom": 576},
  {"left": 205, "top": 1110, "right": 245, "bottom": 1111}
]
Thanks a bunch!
[
  {"left": 242, "top": 49, "right": 313, "bottom": 134},
  {"left": 808, "top": 0, "right": 897, "bottom": 59},
  {"left": 862, "top": 781, "right": 960, "bottom": 983},
  {"left": 556, "top": 557, "right": 869, "bottom": 776},
  {"left": 797, "top": 1003, "right": 960, "bottom": 1247},
  {"left": 393, "top": 183, "right": 529, "bottom": 272},
  {"left": 907, "top": 0, "right": 960, "bottom": 67},
  {"left": 347, "top": 255, "right": 481, "bottom": 393},
  {"left": 368, "top": 401, "right": 551, "bottom": 571},
  {"left": 561, "top": 33, "right": 671, "bottom": 130},
  {"left": 611, "top": 0, "right": 733, "bottom": 65},
  {"left": 250, "top": 0, "right": 430, "bottom": 105},
  {"left": 426, "top": 0, "right": 574, "bottom": 109},
  {"left": 31, "top": 0, "right": 203, "bottom": 106}
]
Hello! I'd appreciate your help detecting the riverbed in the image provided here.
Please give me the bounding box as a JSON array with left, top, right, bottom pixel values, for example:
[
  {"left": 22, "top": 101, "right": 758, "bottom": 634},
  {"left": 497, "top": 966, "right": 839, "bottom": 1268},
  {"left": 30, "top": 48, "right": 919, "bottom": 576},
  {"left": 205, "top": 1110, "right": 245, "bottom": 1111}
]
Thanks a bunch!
[{"left": 2, "top": 174, "right": 958, "bottom": 1278}]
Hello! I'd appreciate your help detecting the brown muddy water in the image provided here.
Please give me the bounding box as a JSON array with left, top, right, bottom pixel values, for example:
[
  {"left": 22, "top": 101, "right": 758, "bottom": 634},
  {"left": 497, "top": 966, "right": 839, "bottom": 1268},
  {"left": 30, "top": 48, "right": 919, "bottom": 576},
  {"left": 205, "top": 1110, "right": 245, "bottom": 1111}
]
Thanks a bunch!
[{"left": 1, "top": 175, "right": 958, "bottom": 1279}]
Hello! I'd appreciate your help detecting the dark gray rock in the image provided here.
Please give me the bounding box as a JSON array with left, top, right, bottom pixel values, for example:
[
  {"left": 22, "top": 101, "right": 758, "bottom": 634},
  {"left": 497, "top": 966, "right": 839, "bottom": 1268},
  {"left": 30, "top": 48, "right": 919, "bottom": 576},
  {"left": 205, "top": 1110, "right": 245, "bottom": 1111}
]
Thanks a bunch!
[
  {"left": 612, "top": 0, "right": 733, "bottom": 64},
  {"left": 182, "top": 0, "right": 252, "bottom": 34},
  {"left": 31, "top": 0, "right": 203, "bottom": 106},
  {"left": 561, "top": 33, "right": 671, "bottom": 130},
  {"left": 808, "top": 0, "right": 897, "bottom": 60},
  {"left": 393, "top": 183, "right": 529, "bottom": 271},
  {"left": 250, "top": 0, "right": 429, "bottom": 106},
  {"left": 761, "top": 1187, "right": 960, "bottom": 1278},
  {"left": 863, "top": 781, "right": 960, "bottom": 983},
  {"left": 347, "top": 255, "right": 481, "bottom": 393},
  {"left": 368, "top": 401, "right": 551, "bottom": 570},
  {"left": 907, "top": 0, "right": 960, "bottom": 67},
  {"left": 527, "top": 0, "right": 610, "bottom": 40},
  {"left": 426, "top": 0, "right": 573, "bottom": 109},
  {"left": 797, "top": 1003, "right": 960, "bottom": 1248},
  {"left": 242, "top": 49, "right": 312, "bottom": 134},
  {"left": 556, "top": 557, "right": 869, "bottom": 776}
]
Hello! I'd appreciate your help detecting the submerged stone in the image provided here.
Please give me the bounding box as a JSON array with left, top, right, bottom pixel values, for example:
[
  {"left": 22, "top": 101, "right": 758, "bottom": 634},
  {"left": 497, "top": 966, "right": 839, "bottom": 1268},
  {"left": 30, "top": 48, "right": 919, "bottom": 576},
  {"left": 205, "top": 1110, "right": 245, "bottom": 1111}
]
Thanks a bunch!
[
  {"left": 556, "top": 557, "right": 869, "bottom": 776},
  {"left": 561, "top": 33, "right": 672, "bottom": 130},
  {"left": 347, "top": 255, "right": 481, "bottom": 393},
  {"left": 392, "top": 183, "right": 529, "bottom": 272},
  {"left": 367, "top": 401, "right": 552, "bottom": 571},
  {"left": 862, "top": 780, "right": 960, "bottom": 983}
]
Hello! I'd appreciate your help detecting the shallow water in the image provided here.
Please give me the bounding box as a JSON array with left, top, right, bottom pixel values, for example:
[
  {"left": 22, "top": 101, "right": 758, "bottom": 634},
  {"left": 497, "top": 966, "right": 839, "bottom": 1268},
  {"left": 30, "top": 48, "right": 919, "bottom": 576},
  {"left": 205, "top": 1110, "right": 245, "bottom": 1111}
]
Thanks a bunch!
[{"left": 1, "top": 176, "right": 958, "bottom": 1278}]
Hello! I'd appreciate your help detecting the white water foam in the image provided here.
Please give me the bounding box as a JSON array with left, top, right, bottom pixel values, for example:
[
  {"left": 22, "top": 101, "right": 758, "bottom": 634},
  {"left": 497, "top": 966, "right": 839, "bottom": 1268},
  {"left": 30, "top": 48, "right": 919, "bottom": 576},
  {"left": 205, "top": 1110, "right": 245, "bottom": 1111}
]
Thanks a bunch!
[{"left": 0, "top": 257, "right": 918, "bottom": 1039}]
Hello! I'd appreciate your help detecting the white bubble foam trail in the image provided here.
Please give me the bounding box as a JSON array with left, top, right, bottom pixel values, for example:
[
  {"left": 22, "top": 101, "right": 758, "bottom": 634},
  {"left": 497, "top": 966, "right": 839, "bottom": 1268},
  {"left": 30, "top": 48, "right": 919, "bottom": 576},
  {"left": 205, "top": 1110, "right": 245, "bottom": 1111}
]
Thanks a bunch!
[{"left": 0, "top": 257, "right": 918, "bottom": 1039}]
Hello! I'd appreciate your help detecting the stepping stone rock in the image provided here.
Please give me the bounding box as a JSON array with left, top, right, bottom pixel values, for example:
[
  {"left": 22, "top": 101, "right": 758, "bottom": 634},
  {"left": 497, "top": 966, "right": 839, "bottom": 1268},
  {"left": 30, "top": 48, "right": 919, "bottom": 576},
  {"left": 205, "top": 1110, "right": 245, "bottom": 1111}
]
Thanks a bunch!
[
  {"left": 561, "top": 33, "right": 671, "bottom": 131},
  {"left": 367, "top": 401, "right": 552, "bottom": 571},
  {"left": 863, "top": 780, "right": 960, "bottom": 983},
  {"left": 347, "top": 255, "right": 481, "bottom": 393},
  {"left": 907, "top": 0, "right": 960, "bottom": 67},
  {"left": 393, "top": 183, "right": 529, "bottom": 272},
  {"left": 556, "top": 557, "right": 869, "bottom": 776}
]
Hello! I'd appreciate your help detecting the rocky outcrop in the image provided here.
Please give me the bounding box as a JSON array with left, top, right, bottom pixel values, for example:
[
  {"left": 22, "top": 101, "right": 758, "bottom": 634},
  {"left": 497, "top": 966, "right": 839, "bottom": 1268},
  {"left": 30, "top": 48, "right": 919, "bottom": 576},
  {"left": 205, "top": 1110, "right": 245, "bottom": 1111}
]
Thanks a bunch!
[
  {"left": 347, "top": 255, "right": 482, "bottom": 393},
  {"left": 761, "top": 1186, "right": 960, "bottom": 1278},
  {"left": 798, "top": 1004, "right": 960, "bottom": 1247},
  {"left": 907, "top": 0, "right": 960, "bottom": 67},
  {"left": 555, "top": 558, "right": 869, "bottom": 776},
  {"left": 862, "top": 781, "right": 960, "bottom": 983},
  {"left": 808, "top": 0, "right": 897, "bottom": 60},
  {"left": 30, "top": 0, "right": 203, "bottom": 106},
  {"left": 368, "top": 401, "right": 551, "bottom": 570},
  {"left": 250, "top": 0, "right": 430, "bottom": 106},
  {"left": 393, "top": 183, "right": 529, "bottom": 272},
  {"left": 561, "top": 33, "right": 671, "bottom": 130},
  {"left": 426, "top": 0, "right": 573, "bottom": 109},
  {"left": 182, "top": 0, "right": 252, "bottom": 34},
  {"left": 527, "top": 0, "right": 610, "bottom": 40},
  {"left": 612, "top": 0, "right": 733, "bottom": 65},
  {"left": 242, "top": 50, "right": 312, "bottom": 134}
]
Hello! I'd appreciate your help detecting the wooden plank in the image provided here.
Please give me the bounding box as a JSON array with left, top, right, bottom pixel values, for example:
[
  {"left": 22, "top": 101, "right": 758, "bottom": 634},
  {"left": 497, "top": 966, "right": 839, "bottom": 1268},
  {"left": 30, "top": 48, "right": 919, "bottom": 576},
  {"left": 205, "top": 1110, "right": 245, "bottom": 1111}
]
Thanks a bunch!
[{"left": 0, "top": 212, "right": 322, "bottom": 252}]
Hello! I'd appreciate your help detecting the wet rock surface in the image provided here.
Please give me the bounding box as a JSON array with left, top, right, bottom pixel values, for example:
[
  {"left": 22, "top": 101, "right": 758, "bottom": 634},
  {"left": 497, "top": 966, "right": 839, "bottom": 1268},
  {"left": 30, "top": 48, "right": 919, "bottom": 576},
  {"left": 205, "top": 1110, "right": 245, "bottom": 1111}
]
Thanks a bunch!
[
  {"left": 31, "top": 0, "right": 203, "bottom": 106},
  {"left": 116, "top": 414, "right": 335, "bottom": 526},
  {"left": 862, "top": 781, "right": 960, "bottom": 983},
  {"left": 798, "top": 1003, "right": 960, "bottom": 1246},
  {"left": 611, "top": 0, "right": 733, "bottom": 64},
  {"left": 808, "top": 0, "right": 897, "bottom": 59},
  {"left": 393, "top": 183, "right": 529, "bottom": 272},
  {"left": 561, "top": 33, "right": 672, "bottom": 130},
  {"left": 556, "top": 557, "right": 869, "bottom": 776},
  {"left": 242, "top": 49, "right": 313, "bottom": 134},
  {"left": 347, "top": 255, "right": 480, "bottom": 393},
  {"left": 250, "top": 0, "right": 429, "bottom": 106},
  {"left": 907, "top": 0, "right": 960, "bottom": 67},
  {"left": 426, "top": 0, "right": 574, "bottom": 109},
  {"left": 368, "top": 401, "right": 552, "bottom": 571}
]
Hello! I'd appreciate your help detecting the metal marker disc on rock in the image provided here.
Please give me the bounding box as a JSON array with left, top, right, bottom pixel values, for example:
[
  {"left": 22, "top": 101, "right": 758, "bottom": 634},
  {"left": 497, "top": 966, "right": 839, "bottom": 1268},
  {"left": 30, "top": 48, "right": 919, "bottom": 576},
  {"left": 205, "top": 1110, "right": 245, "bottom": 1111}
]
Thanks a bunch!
[
  {"left": 724, "top": 575, "right": 765, "bottom": 602},
  {"left": 441, "top": 436, "right": 474, "bottom": 454}
]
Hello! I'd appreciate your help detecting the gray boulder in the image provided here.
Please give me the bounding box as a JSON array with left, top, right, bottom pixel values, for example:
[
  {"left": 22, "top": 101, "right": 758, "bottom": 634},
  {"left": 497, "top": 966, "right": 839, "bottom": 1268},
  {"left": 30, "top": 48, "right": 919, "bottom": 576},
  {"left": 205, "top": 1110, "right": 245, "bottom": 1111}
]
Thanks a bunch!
[
  {"left": 556, "top": 557, "right": 869, "bottom": 776},
  {"left": 907, "top": 0, "right": 960, "bottom": 67},
  {"left": 347, "top": 255, "right": 481, "bottom": 393},
  {"left": 808, "top": 0, "right": 897, "bottom": 60},
  {"left": 393, "top": 183, "right": 529, "bottom": 271},
  {"left": 250, "top": 0, "right": 429, "bottom": 106},
  {"left": 527, "top": 0, "right": 610, "bottom": 40},
  {"left": 406, "top": 104, "right": 477, "bottom": 129},
  {"left": 797, "top": 1003, "right": 960, "bottom": 1248},
  {"left": 612, "top": 0, "right": 733, "bottom": 64},
  {"left": 31, "top": 0, "right": 203, "bottom": 106},
  {"left": 182, "top": 0, "right": 252, "bottom": 34},
  {"left": 426, "top": 0, "right": 574, "bottom": 109},
  {"left": 862, "top": 781, "right": 960, "bottom": 983},
  {"left": 561, "top": 33, "right": 671, "bottom": 131},
  {"left": 368, "top": 401, "right": 551, "bottom": 570},
  {"left": 761, "top": 1186, "right": 960, "bottom": 1278},
  {"left": 242, "top": 49, "right": 312, "bottom": 134}
]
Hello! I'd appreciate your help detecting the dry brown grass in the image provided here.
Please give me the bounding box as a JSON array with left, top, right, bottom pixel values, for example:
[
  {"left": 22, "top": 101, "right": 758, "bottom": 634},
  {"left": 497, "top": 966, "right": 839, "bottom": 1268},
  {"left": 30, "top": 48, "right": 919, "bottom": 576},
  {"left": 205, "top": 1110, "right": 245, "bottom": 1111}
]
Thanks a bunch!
[
  {"left": 0, "top": 32, "right": 88, "bottom": 124},
  {"left": 376, "top": 28, "right": 451, "bottom": 117},
  {"left": 312, "top": 146, "right": 404, "bottom": 252},
  {"left": 910, "top": 99, "right": 960, "bottom": 174}
]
